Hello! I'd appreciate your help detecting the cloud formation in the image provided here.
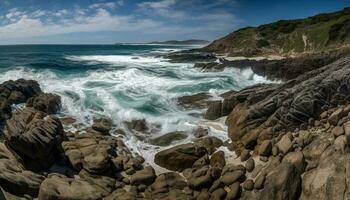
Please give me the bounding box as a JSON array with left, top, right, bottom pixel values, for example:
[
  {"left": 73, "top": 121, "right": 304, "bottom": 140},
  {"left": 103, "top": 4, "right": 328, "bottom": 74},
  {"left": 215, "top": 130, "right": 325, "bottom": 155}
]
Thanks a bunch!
[{"left": 0, "top": 0, "right": 238, "bottom": 43}]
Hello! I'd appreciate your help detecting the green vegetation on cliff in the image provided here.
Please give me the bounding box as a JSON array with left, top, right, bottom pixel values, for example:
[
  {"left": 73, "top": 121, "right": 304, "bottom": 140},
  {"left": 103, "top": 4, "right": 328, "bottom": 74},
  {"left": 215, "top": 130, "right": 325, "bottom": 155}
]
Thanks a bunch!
[{"left": 204, "top": 7, "right": 350, "bottom": 56}]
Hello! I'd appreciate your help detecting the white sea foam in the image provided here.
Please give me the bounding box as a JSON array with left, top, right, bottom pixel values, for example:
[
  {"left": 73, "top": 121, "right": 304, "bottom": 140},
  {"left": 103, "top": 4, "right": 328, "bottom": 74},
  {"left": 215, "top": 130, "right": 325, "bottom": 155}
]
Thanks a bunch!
[{"left": 0, "top": 53, "right": 275, "bottom": 165}]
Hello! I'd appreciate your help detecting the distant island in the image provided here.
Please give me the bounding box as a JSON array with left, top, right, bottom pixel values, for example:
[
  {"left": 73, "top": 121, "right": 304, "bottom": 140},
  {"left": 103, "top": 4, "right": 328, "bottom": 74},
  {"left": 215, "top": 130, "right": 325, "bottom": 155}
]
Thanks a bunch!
[{"left": 147, "top": 39, "right": 210, "bottom": 45}]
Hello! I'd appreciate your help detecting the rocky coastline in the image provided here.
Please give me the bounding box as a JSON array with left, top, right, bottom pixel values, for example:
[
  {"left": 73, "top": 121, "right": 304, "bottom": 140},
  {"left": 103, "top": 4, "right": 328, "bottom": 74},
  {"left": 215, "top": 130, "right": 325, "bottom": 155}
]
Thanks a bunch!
[{"left": 1, "top": 47, "right": 350, "bottom": 200}]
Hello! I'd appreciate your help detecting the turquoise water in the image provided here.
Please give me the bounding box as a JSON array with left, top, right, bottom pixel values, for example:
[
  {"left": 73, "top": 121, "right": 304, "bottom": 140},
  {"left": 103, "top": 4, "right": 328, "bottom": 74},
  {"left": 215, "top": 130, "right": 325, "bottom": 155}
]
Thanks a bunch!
[{"left": 0, "top": 44, "right": 269, "bottom": 160}]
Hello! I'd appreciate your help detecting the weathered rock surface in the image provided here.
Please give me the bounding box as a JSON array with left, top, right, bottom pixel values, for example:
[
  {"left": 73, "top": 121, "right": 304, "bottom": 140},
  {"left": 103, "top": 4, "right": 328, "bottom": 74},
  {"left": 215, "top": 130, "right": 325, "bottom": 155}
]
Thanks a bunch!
[
  {"left": 26, "top": 93, "right": 61, "bottom": 114},
  {"left": 4, "top": 108, "right": 64, "bottom": 170},
  {"left": 154, "top": 143, "right": 207, "bottom": 171}
]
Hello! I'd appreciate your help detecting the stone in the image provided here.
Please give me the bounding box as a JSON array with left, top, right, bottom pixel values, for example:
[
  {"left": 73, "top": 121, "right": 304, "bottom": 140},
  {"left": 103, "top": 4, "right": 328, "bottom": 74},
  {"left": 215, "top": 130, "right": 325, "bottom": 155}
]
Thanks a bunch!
[
  {"left": 332, "top": 126, "right": 344, "bottom": 137},
  {"left": 221, "top": 170, "right": 245, "bottom": 186},
  {"left": 38, "top": 174, "right": 108, "bottom": 200},
  {"left": 245, "top": 158, "right": 255, "bottom": 172},
  {"left": 194, "top": 137, "right": 223, "bottom": 154},
  {"left": 240, "top": 149, "right": 251, "bottom": 162},
  {"left": 276, "top": 135, "right": 293, "bottom": 155},
  {"left": 26, "top": 93, "right": 61, "bottom": 114},
  {"left": 188, "top": 166, "right": 221, "bottom": 190},
  {"left": 210, "top": 151, "right": 226, "bottom": 169},
  {"left": 334, "top": 135, "right": 346, "bottom": 152},
  {"left": 227, "top": 182, "right": 241, "bottom": 200},
  {"left": 124, "top": 119, "right": 148, "bottom": 132},
  {"left": 193, "top": 127, "right": 209, "bottom": 138},
  {"left": 130, "top": 166, "right": 156, "bottom": 186},
  {"left": 149, "top": 131, "right": 188, "bottom": 146},
  {"left": 92, "top": 118, "right": 113, "bottom": 135},
  {"left": 243, "top": 179, "right": 254, "bottom": 191},
  {"left": 329, "top": 108, "right": 345, "bottom": 126},
  {"left": 204, "top": 101, "right": 222, "bottom": 120},
  {"left": 4, "top": 108, "right": 64, "bottom": 170},
  {"left": 258, "top": 140, "right": 272, "bottom": 156},
  {"left": 193, "top": 154, "right": 210, "bottom": 169},
  {"left": 154, "top": 143, "right": 207, "bottom": 171},
  {"left": 211, "top": 188, "right": 227, "bottom": 199},
  {"left": 259, "top": 163, "right": 301, "bottom": 200},
  {"left": 254, "top": 174, "right": 266, "bottom": 190},
  {"left": 282, "top": 151, "right": 306, "bottom": 173}
]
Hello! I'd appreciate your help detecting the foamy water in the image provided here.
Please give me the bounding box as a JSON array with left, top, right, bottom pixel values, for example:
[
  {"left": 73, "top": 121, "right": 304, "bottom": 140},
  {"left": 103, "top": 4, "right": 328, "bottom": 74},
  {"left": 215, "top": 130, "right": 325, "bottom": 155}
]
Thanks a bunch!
[{"left": 0, "top": 44, "right": 272, "bottom": 165}]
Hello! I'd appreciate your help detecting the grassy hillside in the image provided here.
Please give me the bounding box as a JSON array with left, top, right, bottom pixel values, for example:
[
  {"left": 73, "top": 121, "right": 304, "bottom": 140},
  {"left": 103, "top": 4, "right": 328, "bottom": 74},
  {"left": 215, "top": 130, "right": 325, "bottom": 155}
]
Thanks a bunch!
[{"left": 203, "top": 7, "right": 350, "bottom": 56}]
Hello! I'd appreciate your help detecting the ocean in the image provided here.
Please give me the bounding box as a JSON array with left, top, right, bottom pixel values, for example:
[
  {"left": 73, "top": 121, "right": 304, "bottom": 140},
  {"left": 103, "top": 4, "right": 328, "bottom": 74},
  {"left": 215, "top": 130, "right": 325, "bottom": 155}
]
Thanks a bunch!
[{"left": 0, "top": 44, "right": 269, "bottom": 164}]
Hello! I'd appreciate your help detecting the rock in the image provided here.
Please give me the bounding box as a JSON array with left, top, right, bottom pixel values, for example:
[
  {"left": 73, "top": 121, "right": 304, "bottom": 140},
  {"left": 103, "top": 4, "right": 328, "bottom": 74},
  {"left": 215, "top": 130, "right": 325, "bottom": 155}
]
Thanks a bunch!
[
  {"left": 193, "top": 154, "right": 210, "bottom": 169},
  {"left": 227, "top": 182, "right": 241, "bottom": 200},
  {"left": 145, "top": 172, "right": 189, "bottom": 199},
  {"left": 38, "top": 174, "right": 112, "bottom": 200},
  {"left": 282, "top": 151, "right": 306, "bottom": 173},
  {"left": 196, "top": 190, "right": 210, "bottom": 200},
  {"left": 260, "top": 163, "right": 301, "bottom": 200},
  {"left": 243, "top": 179, "right": 254, "bottom": 191},
  {"left": 4, "top": 108, "right": 64, "bottom": 170},
  {"left": 194, "top": 137, "right": 223, "bottom": 154},
  {"left": 328, "top": 107, "right": 345, "bottom": 126},
  {"left": 104, "top": 188, "right": 139, "bottom": 200},
  {"left": 245, "top": 158, "right": 255, "bottom": 172},
  {"left": 149, "top": 131, "right": 188, "bottom": 146},
  {"left": 276, "top": 135, "right": 293, "bottom": 155},
  {"left": 193, "top": 127, "right": 209, "bottom": 138},
  {"left": 204, "top": 101, "right": 222, "bottom": 120},
  {"left": 177, "top": 93, "right": 212, "bottom": 109},
  {"left": 154, "top": 143, "right": 207, "bottom": 171},
  {"left": 332, "top": 126, "right": 344, "bottom": 137},
  {"left": 124, "top": 119, "right": 148, "bottom": 132},
  {"left": 258, "top": 140, "right": 272, "bottom": 156},
  {"left": 334, "top": 135, "right": 346, "bottom": 152},
  {"left": 211, "top": 188, "right": 227, "bottom": 199},
  {"left": 208, "top": 180, "right": 223, "bottom": 193},
  {"left": 210, "top": 151, "right": 226, "bottom": 169},
  {"left": 254, "top": 174, "right": 266, "bottom": 190},
  {"left": 92, "top": 118, "right": 113, "bottom": 135},
  {"left": 26, "top": 93, "right": 61, "bottom": 114},
  {"left": 221, "top": 170, "right": 245, "bottom": 186},
  {"left": 130, "top": 166, "right": 156, "bottom": 186},
  {"left": 188, "top": 166, "right": 221, "bottom": 190},
  {"left": 272, "top": 146, "right": 279, "bottom": 156},
  {"left": 0, "top": 143, "right": 45, "bottom": 196},
  {"left": 222, "top": 98, "right": 235, "bottom": 116},
  {"left": 240, "top": 149, "right": 251, "bottom": 162}
]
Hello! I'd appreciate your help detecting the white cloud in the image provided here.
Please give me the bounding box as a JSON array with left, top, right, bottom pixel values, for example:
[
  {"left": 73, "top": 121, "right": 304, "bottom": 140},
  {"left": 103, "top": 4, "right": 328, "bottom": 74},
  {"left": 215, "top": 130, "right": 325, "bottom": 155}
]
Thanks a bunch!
[
  {"left": 89, "top": 2, "right": 118, "bottom": 10},
  {"left": 54, "top": 9, "right": 68, "bottom": 17},
  {"left": 138, "top": 0, "right": 176, "bottom": 9}
]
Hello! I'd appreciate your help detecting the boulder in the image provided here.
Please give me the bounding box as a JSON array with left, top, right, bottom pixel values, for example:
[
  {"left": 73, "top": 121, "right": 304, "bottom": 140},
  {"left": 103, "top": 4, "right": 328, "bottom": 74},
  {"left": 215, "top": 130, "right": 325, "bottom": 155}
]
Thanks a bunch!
[
  {"left": 227, "top": 182, "right": 241, "bottom": 200},
  {"left": 258, "top": 140, "right": 272, "bottom": 156},
  {"left": 188, "top": 166, "right": 221, "bottom": 190},
  {"left": 92, "top": 118, "right": 113, "bottom": 135},
  {"left": 259, "top": 163, "right": 302, "bottom": 200},
  {"left": 177, "top": 93, "right": 212, "bottom": 109},
  {"left": 204, "top": 101, "right": 222, "bottom": 120},
  {"left": 276, "top": 135, "right": 292, "bottom": 155},
  {"left": 328, "top": 107, "right": 345, "bottom": 126},
  {"left": 221, "top": 169, "right": 245, "bottom": 186},
  {"left": 4, "top": 108, "right": 64, "bottom": 170},
  {"left": 130, "top": 166, "right": 156, "bottom": 186},
  {"left": 0, "top": 143, "right": 45, "bottom": 196},
  {"left": 210, "top": 150, "right": 226, "bottom": 169},
  {"left": 332, "top": 126, "right": 344, "bottom": 137},
  {"left": 38, "top": 174, "right": 109, "bottom": 200},
  {"left": 245, "top": 158, "right": 255, "bottom": 172},
  {"left": 26, "top": 93, "right": 61, "bottom": 114},
  {"left": 194, "top": 136, "right": 223, "bottom": 154},
  {"left": 243, "top": 179, "right": 254, "bottom": 191},
  {"left": 150, "top": 131, "right": 188, "bottom": 146},
  {"left": 154, "top": 143, "right": 207, "bottom": 171}
]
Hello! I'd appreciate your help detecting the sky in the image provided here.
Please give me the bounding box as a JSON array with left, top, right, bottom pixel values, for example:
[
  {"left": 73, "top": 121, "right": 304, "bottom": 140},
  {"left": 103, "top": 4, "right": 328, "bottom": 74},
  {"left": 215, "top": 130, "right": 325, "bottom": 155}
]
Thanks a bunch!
[{"left": 0, "top": 0, "right": 349, "bottom": 44}]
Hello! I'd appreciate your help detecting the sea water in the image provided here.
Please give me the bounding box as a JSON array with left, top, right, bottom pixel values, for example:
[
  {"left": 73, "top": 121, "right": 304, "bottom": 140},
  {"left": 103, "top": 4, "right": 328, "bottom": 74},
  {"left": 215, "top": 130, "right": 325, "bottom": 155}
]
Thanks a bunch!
[{"left": 0, "top": 44, "right": 270, "bottom": 164}]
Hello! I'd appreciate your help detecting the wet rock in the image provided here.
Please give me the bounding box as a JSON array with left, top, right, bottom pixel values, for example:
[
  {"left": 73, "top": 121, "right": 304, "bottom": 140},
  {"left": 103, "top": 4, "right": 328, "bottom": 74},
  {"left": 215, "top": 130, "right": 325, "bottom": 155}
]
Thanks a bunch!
[
  {"left": 130, "top": 166, "right": 156, "bottom": 186},
  {"left": 210, "top": 150, "right": 226, "bottom": 169},
  {"left": 4, "top": 108, "right": 64, "bottom": 170},
  {"left": 177, "top": 93, "right": 212, "bottom": 109},
  {"left": 92, "top": 118, "right": 113, "bottom": 135},
  {"left": 243, "top": 179, "right": 254, "bottom": 191},
  {"left": 193, "top": 154, "right": 210, "bottom": 169},
  {"left": 245, "top": 158, "right": 255, "bottom": 172},
  {"left": 154, "top": 143, "right": 207, "bottom": 171},
  {"left": 193, "top": 127, "right": 209, "bottom": 138},
  {"left": 204, "top": 101, "right": 222, "bottom": 120},
  {"left": 194, "top": 136, "right": 223, "bottom": 154},
  {"left": 149, "top": 131, "right": 188, "bottom": 146},
  {"left": 258, "top": 140, "right": 272, "bottom": 156},
  {"left": 211, "top": 188, "right": 227, "bottom": 199},
  {"left": 26, "top": 93, "right": 61, "bottom": 114},
  {"left": 221, "top": 169, "right": 245, "bottom": 186},
  {"left": 124, "top": 119, "right": 148, "bottom": 132}
]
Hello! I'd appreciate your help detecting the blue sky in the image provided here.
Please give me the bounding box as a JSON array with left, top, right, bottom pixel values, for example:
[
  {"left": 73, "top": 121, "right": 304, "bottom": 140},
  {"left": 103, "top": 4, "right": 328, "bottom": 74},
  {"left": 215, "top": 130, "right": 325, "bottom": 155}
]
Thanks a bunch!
[{"left": 0, "top": 0, "right": 349, "bottom": 44}]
